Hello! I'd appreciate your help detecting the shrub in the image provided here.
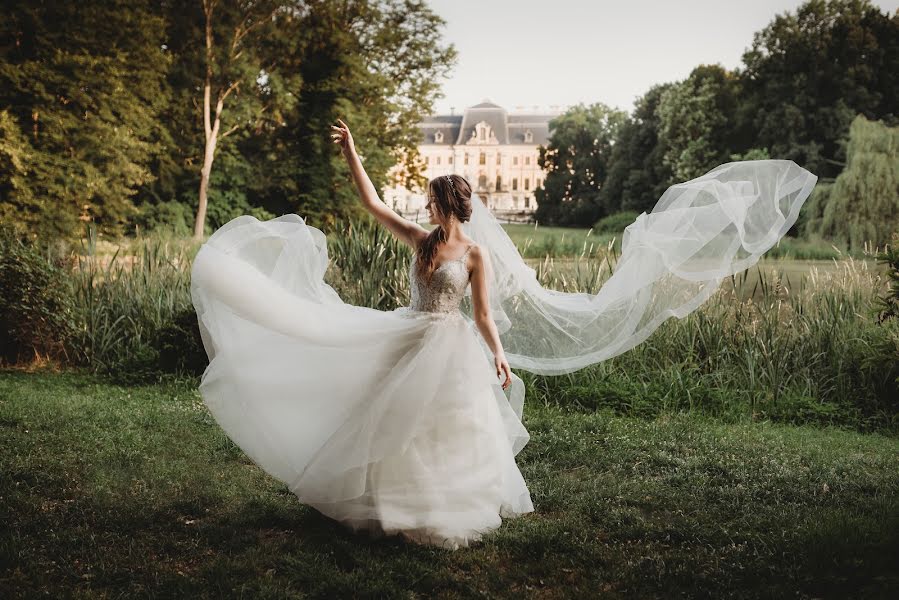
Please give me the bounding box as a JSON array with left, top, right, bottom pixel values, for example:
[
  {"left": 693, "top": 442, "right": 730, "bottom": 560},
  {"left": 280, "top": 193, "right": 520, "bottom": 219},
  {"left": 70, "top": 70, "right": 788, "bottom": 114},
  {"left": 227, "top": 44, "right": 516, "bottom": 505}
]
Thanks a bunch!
[
  {"left": 872, "top": 233, "right": 899, "bottom": 324},
  {"left": 594, "top": 211, "right": 640, "bottom": 235},
  {"left": 0, "top": 224, "right": 77, "bottom": 364}
]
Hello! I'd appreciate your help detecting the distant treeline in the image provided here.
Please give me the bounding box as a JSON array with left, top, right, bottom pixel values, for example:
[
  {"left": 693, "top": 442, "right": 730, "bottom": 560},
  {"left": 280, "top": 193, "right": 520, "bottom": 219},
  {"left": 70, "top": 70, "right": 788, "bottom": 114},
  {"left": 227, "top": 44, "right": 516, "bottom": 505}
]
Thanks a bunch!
[
  {"left": 535, "top": 0, "right": 898, "bottom": 250},
  {"left": 0, "top": 0, "right": 455, "bottom": 240},
  {"left": 0, "top": 0, "right": 896, "bottom": 249}
]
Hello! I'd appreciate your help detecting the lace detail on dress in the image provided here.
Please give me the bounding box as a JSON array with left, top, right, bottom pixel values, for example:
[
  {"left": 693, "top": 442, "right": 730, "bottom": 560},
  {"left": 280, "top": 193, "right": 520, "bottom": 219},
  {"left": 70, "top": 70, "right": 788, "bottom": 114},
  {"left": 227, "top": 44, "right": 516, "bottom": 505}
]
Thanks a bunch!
[{"left": 408, "top": 245, "right": 473, "bottom": 314}]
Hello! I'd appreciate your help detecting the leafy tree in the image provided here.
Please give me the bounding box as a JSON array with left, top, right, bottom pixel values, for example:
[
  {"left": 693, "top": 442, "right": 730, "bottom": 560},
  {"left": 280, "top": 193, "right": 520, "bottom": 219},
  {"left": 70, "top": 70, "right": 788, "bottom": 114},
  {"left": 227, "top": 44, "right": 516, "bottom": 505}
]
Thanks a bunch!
[
  {"left": 535, "top": 103, "right": 627, "bottom": 227},
  {"left": 657, "top": 64, "right": 740, "bottom": 181},
  {"left": 738, "top": 0, "right": 899, "bottom": 180},
  {"left": 599, "top": 84, "right": 674, "bottom": 215},
  {"left": 804, "top": 115, "right": 898, "bottom": 250},
  {"left": 0, "top": 0, "right": 171, "bottom": 239},
  {"left": 247, "top": 0, "right": 455, "bottom": 232},
  {"left": 138, "top": 0, "right": 454, "bottom": 235},
  {"left": 180, "top": 0, "right": 300, "bottom": 239},
  {"left": 0, "top": 110, "right": 35, "bottom": 235}
]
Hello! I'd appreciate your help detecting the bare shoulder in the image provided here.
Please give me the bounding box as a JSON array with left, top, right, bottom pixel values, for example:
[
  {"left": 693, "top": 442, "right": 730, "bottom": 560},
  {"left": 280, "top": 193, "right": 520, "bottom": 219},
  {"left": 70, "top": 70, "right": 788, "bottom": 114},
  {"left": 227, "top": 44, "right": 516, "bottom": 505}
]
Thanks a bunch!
[{"left": 465, "top": 241, "right": 486, "bottom": 273}]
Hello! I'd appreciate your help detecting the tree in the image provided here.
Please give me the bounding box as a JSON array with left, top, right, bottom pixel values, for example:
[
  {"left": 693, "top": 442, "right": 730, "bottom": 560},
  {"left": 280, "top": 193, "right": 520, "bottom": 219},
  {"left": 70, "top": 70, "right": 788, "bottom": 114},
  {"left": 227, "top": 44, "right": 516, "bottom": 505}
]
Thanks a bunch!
[
  {"left": 804, "top": 115, "right": 899, "bottom": 250},
  {"left": 0, "top": 0, "right": 171, "bottom": 239},
  {"left": 189, "top": 0, "right": 299, "bottom": 239},
  {"left": 0, "top": 110, "right": 35, "bottom": 235},
  {"left": 738, "top": 0, "right": 899, "bottom": 180},
  {"left": 535, "top": 103, "right": 627, "bottom": 227},
  {"left": 251, "top": 0, "right": 456, "bottom": 231},
  {"left": 657, "top": 64, "right": 740, "bottom": 182},
  {"left": 599, "top": 83, "right": 674, "bottom": 215}
]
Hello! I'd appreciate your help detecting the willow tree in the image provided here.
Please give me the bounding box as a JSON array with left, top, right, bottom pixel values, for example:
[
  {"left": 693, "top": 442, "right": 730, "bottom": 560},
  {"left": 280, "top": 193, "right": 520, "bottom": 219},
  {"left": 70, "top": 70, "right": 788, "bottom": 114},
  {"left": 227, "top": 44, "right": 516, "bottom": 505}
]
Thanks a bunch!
[{"left": 804, "top": 115, "right": 899, "bottom": 250}]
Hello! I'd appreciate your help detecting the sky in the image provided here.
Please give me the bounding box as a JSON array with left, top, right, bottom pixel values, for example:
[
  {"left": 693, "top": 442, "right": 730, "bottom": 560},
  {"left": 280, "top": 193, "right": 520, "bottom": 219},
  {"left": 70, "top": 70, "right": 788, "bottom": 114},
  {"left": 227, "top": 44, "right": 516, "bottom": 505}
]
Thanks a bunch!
[{"left": 424, "top": 0, "right": 899, "bottom": 115}]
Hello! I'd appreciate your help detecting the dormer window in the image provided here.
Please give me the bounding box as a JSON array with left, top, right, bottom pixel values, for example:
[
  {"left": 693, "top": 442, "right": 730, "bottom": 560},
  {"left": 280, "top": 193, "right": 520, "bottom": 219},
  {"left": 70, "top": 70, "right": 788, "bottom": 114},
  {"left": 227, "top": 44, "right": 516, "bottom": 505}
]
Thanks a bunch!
[
  {"left": 474, "top": 121, "right": 493, "bottom": 143},
  {"left": 434, "top": 131, "right": 444, "bottom": 143},
  {"left": 524, "top": 130, "right": 533, "bottom": 143}
]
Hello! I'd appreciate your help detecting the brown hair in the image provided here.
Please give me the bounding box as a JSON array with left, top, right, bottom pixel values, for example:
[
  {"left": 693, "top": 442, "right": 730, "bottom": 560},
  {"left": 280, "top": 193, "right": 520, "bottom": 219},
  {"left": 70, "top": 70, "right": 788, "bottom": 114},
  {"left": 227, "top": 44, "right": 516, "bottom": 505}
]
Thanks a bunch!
[{"left": 416, "top": 174, "right": 473, "bottom": 284}]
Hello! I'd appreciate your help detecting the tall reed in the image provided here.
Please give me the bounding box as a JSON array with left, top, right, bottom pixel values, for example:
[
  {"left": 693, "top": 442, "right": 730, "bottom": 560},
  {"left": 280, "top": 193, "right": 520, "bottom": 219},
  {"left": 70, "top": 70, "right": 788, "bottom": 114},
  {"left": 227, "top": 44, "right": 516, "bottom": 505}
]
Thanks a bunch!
[
  {"left": 48, "top": 217, "right": 895, "bottom": 430},
  {"left": 68, "top": 225, "right": 197, "bottom": 378}
]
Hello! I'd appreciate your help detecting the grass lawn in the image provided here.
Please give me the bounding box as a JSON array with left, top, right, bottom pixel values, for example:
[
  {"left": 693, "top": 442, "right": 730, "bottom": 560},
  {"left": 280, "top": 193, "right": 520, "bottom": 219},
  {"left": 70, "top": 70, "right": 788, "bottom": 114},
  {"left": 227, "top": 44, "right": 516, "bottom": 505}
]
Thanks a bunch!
[
  {"left": 1, "top": 370, "right": 897, "bottom": 598},
  {"left": 502, "top": 223, "right": 613, "bottom": 258}
]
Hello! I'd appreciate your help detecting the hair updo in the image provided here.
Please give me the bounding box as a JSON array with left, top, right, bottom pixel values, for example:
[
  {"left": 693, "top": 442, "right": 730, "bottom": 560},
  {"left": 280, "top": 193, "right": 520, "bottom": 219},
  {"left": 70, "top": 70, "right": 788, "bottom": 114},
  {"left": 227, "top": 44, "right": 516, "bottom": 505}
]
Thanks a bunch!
[{"left": 416, "top": 174, "right": 473, "bottom": 283}]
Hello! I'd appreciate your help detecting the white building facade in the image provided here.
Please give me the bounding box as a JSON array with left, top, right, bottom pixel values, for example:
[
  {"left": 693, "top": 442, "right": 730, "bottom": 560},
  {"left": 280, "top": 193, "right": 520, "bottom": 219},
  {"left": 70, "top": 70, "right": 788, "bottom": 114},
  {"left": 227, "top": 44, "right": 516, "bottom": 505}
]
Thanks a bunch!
[{"left": 384, "top": 100, "right": 560, "bottom": 222}]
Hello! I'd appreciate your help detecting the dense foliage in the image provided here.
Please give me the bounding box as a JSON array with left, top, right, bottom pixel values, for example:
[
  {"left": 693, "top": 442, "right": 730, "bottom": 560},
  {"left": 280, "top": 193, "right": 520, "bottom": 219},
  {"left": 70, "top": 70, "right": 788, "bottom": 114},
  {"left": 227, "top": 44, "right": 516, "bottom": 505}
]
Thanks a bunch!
[
  {"left": 538, "top": 0, "right": 898, "bottom": 228},
  {"left": 534, "top": 103, "right": 627, "bottom": 227},
  {"left": 0, "top": 225, "right": 76, "bottom": 364},
  {"left": 802, "top": 115, "right": 899, "bottom": 250},
  {"left": 0, "top": 0, "right": 455, "bottom": 240}
]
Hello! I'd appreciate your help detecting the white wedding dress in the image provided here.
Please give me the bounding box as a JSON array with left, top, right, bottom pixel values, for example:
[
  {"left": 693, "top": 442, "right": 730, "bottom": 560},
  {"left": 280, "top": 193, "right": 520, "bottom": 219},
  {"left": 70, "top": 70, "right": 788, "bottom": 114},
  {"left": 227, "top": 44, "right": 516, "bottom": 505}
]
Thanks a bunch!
[
  {"left": 189, "top": 159, "right": 818, "bottom": 550},
  {"left": 190, "top": 225, "right": 534, "bottom": 550}
]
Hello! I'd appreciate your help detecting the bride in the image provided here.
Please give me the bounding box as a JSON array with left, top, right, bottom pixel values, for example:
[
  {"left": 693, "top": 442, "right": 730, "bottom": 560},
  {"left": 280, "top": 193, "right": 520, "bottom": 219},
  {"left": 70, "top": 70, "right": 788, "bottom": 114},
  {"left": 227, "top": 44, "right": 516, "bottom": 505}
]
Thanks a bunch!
[{"left": 189, "top": 119, "right": 817, "bottom": 550}]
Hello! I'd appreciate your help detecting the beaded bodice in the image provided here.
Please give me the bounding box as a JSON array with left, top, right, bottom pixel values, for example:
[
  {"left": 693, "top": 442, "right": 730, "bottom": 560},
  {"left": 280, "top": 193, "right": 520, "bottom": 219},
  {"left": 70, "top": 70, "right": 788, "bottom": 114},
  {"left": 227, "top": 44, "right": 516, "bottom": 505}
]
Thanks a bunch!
[{"left": 408, "top": 245, "right": 473, "bottom": 314}]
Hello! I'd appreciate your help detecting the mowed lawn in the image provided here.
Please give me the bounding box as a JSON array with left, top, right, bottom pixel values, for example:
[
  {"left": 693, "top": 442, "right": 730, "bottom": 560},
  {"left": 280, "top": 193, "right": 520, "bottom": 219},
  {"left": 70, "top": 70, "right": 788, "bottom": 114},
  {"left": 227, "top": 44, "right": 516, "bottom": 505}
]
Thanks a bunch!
[{"left": 1, "top": 370, "right": 897, "bottom": 598}]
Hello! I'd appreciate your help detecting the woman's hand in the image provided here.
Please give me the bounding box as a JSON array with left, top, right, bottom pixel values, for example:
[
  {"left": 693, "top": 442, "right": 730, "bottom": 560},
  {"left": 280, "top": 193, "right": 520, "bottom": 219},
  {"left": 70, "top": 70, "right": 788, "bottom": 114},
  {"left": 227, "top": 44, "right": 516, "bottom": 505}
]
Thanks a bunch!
[
  {"left": 330, "top": 118, "right": 355, "bottom": 156},
  {"left": 494, "top": 352, "right": 512, "bottom": 390}
]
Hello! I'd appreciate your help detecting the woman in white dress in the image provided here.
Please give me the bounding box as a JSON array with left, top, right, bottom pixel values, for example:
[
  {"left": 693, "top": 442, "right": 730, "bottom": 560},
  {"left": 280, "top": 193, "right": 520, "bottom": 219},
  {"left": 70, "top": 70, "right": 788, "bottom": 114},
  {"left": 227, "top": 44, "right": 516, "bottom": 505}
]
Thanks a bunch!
[
  {"left": 189, "top": 118, "right": 817, "bottom": 550},
  {"left": 191, "top": 120, "right": 535, "bottom": 550}
]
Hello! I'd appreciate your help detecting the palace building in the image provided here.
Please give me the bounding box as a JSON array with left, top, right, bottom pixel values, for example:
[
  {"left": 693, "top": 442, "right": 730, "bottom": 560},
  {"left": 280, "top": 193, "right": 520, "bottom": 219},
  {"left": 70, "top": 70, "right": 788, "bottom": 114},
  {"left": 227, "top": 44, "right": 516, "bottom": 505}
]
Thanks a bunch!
[{"left": 384, "top": 100, "right": 561, "bottom": 221}]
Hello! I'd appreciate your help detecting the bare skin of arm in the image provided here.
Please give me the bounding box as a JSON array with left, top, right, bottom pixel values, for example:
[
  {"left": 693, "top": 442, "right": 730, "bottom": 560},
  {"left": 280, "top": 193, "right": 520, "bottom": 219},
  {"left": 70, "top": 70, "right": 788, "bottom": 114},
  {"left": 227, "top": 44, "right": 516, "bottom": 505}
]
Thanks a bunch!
[
  {"left": 468, "top": 245, "right": 513, "bottom": 390},
  {"left": 331, "top": 119, "right": 428, "bottom": 249},
  {"left": 332, "top": 119, "right": 512, "bottom": 390}
]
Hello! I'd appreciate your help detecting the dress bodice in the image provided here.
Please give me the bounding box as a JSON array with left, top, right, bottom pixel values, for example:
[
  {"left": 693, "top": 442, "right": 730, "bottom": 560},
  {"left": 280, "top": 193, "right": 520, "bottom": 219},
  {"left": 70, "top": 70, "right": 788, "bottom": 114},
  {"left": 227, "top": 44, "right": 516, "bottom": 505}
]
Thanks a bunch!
[{"left": 408, "top": 245, "right": 473, "bottom": 314}]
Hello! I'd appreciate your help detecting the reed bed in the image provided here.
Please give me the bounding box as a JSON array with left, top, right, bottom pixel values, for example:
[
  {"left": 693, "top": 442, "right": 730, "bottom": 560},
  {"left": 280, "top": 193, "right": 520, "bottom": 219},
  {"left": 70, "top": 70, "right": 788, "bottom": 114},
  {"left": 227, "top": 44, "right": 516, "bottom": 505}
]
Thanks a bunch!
[
  {"left": 66, "top": 226, "right": 198, "bottom": 377},
  {"left": 38, "top": 216, "right": 896, "bottom": 431}
]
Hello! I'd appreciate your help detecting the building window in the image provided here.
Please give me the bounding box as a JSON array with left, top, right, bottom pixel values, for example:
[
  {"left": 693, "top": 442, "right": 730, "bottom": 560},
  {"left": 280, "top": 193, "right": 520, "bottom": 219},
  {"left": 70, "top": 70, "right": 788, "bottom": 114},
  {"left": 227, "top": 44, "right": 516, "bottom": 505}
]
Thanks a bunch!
[
  {"left": 536, "top": 178, "right": 542, "bottom": 188},
  {"left": 496, "top": 154, "right": 501, "bottom": 165},
  {"left": 464, "top": 154, "right": 469, "bottom": 165},
  {"left": 525, "top": 156, "right": 531, "bottom": 166},
  {"left": 525, "top": 197, "right": 530, "bottom": 208},
  {"left": 436, "top": 156, "right": 441, "bottom": 165},
  {"left": 524, "top": 178, "right": 530, "bottom": 190},
  {"left": 512, "top": 178, "right": 518, "bottom": 191},
  {"left": 425, "top": 156, "right": 430, "bottom": 165},
  {"left": 495, "top": 175, "right": 502, "bottom": 190},
  {"left": 434, "top": 131, "right": 443, "bottom": 143},
  {"left": 513, "top": 156, "right": 518, "bottom": 166},
  {"left": 479, "top": 152, "right": 486, "bottom": 165},
  {"left": 478, "top": 174, "right": 487, "bottom": 190},
  {"left": 449, "top": 156, "right": 453, "bottom": 164},
  {"left": 524, "top": 130, "right": 533, "bottom": 143}
]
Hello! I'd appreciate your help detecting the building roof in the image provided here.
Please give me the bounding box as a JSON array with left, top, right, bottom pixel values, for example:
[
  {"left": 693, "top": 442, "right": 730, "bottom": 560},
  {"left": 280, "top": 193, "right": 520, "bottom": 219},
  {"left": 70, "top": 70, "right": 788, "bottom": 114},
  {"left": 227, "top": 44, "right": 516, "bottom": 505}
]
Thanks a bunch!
[
  {"left": 417, "top": 101, "right": 558, "bottom": 146},
  {"left": 456, "top": 103, "right": 509, "bottom": 144}
]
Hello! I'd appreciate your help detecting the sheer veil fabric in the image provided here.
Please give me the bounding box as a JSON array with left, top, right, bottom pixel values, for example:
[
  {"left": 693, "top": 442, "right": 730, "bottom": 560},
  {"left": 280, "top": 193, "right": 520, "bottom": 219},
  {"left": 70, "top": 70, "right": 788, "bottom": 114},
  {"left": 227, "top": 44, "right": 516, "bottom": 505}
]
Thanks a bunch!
[
  {"left": 459, "top": 159, "right": 817, "bottom": 375},
  {"left": 189, "top": 159, "right": 816, "bottom": 548}
]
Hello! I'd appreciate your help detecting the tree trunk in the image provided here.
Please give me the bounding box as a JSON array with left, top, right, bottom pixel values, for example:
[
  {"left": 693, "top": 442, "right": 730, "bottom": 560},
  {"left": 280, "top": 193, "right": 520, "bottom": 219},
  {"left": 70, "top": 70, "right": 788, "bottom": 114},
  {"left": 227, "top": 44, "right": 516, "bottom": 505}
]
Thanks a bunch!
[
  {"left": 193, "top": 134, "right": 217, "bottom": 239},
  {"left": 193, "top": 0, "right": 218, "bottom": 241}
]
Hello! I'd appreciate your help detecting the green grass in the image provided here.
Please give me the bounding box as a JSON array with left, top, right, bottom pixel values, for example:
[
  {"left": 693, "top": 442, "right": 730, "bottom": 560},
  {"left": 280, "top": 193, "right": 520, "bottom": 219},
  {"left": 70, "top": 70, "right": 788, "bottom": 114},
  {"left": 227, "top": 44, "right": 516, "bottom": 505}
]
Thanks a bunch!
[
  {"left": 2, "top": 370, "right": 897, "bottom": 598},
  {"left": 501, "top": 223, "right": 614, "bottom": 259},
  {"left": 498, "top": 223, "right": 861, "bottom": 261}
]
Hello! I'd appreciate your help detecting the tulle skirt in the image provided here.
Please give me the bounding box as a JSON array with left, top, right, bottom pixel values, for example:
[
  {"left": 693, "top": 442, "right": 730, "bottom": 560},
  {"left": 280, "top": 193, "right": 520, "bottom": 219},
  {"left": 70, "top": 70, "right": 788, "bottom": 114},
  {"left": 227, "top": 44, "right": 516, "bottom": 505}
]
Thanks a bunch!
[{"left": 190, "top": 215, "right": 534, "bottom": 549}]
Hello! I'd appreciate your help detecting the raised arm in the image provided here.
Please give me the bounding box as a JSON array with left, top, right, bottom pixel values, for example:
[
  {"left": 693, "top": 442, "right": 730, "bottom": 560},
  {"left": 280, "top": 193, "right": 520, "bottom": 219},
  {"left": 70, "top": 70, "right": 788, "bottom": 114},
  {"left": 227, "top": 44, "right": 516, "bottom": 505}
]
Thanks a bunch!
[{"left": 331, "top": 119, "right": 428, "bottom": 249}]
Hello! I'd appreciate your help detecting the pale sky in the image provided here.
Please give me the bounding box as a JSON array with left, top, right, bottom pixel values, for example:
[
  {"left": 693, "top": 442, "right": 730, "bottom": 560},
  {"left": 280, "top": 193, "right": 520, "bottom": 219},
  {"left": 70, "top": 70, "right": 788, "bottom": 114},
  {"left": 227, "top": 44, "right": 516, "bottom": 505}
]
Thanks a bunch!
[{"left": 425, "top": 0, "right": 899, "bottom": 115}]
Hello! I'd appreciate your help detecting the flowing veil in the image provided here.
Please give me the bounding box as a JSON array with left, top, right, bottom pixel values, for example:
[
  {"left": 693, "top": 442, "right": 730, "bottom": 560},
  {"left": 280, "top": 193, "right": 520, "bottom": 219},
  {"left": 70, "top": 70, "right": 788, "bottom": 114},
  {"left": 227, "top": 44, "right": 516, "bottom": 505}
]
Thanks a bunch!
[{"left": 458, "top": 159, "right": 817, "bottom": 376}]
